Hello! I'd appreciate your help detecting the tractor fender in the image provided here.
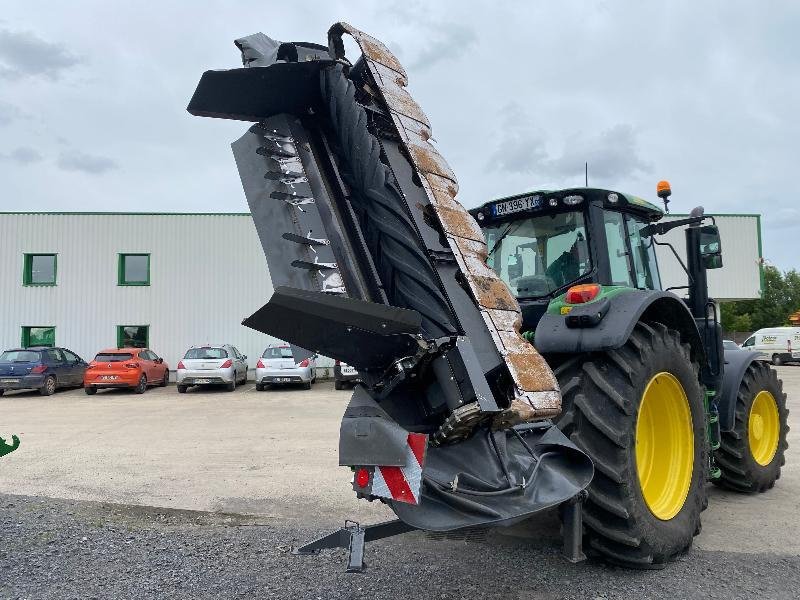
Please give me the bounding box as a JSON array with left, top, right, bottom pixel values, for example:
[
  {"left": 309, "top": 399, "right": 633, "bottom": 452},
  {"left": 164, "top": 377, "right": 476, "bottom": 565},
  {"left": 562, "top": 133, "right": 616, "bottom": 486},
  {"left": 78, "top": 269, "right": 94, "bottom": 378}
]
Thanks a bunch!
[
  {"left": 718, "top": 348, "right": 760, "bottom": 432},
  {"left": 534, "top": 289, "right": 705, "bottom": 363}
]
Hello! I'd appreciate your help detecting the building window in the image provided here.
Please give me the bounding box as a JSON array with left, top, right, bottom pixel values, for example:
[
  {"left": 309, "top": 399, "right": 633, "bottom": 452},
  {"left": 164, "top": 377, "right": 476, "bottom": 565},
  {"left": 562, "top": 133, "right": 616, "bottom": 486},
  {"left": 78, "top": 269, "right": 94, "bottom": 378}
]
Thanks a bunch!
[
  {"left": 21, "top": 326, "right": 56, "bottom": 348},
  {"left": 117, "top": 325, "right": 149, "bottom": 348},
  {"left": 23, "top": 254, "right": 57, "bottom": 286},
  {"left": 118, "top": 254, "right": 150, "bottom": 286}
]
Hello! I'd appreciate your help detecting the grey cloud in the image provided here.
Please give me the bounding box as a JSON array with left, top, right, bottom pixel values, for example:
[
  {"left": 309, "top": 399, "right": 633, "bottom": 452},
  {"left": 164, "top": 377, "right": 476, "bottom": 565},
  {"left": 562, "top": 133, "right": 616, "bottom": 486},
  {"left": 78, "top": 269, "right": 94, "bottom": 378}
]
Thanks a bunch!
[
  {"left": 547, "top": 125, "right": 652, "bottom": 181},
  {"left": 0, "top": 146, "right": 43, "bottom": 164},
  {"left": 489, "top": 105, "right": 651, "bottom": 181},
  {"left": 409, "top": 24, "right": 477, "bottom": 70},
  {"left": 0, "top": 28, "right": 82, "bottom": 80},
  {"left": 0, "top": 101, "right": 22, "bottom": 126},
  {"left": 57, "top": 151, "right": 118, "bottom": 174}
]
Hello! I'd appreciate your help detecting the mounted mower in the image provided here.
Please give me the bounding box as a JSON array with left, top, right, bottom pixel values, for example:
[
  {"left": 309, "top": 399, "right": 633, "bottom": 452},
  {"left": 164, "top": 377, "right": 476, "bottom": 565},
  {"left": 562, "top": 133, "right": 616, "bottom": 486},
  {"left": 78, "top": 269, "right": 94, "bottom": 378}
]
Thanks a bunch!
[{"left": 188, "top": 22, "right": 788, "bottom": 569}]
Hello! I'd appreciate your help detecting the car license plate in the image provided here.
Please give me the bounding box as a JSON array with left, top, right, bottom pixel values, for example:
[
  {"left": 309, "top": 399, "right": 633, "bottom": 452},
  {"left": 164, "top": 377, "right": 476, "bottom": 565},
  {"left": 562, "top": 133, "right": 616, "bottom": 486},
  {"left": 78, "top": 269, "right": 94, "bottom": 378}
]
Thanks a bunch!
[
  {"left": 196, "top": 379, "right": 211, "bottom": 384},
  {"left": 493, "top": 195, "right": 541, "bottom": 216},
  {"left": 1, "top": 378, "right": 20, "bottom": 384},
  {"left": 342, "top": 367, "right": 356, "bottom": 375},
  {"left": 793, "top": 353, "right": 800, "bottom": 359},
  {"left": 276, "top": 377, "right": 293, "bottom": 382},
  {"left": 100, "top": 375, "right": 118, "bottom": 380}
]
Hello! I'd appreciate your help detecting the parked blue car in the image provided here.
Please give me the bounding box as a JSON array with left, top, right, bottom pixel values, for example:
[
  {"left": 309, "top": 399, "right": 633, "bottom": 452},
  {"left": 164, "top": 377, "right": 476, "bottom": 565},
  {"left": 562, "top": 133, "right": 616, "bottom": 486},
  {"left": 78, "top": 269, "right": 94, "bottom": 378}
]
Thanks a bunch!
[{"left": 0, "top": 347, "right": 88, "bottom": 396}]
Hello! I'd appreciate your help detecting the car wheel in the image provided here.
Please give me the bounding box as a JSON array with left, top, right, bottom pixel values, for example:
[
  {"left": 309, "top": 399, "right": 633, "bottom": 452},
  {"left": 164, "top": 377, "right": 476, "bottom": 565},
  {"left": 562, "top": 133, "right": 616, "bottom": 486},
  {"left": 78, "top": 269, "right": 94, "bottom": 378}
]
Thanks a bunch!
[
  {"left": 84, "top": 386, "right": 97, "bottom": 395},
  {"left": 303, "top": 381, "right": 311, "bottom": 390},
  {"left": 135, "top": 375, "right": 147, "bottom": 394},
  {"left": 772, "top": 354, "right": 784, "bottom": 366},
  {"left": 39, "top": 376, "right": 56, "bottom": 396},
  {"left": 177, "top": 385, "right": 187, "bottom": 394},
  {"left": 226, "top": 381, "right": 236, "bottom": 392},
  {"left": 160, "top": 370, "right": 169, "bottom": 387},
  {"left": 0, "top": 389, "right": 4, "bottom": 396},
  {"left": 255, "top": 383, "right": 264, "bottom": 391},
  {"left": 334, "top": 380, "right": 343, "bottom": 390}
]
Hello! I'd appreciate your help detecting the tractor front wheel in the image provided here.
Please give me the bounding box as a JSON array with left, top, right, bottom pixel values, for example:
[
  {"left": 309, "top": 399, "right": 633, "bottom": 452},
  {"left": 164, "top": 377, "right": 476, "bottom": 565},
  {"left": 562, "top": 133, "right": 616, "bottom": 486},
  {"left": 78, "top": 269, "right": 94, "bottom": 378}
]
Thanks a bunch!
[
  {"left": 554, "top": 321, "right": 706, "bottom": 568},
  {"left": 713, "top": 361, "right": 788, "bottom": 492}
]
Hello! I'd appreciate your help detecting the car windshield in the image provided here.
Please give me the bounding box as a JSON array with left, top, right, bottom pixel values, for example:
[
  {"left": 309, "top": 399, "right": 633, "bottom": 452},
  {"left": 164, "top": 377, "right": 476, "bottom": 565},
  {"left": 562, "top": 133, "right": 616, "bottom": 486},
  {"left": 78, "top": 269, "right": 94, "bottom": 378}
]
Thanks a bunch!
[
  {"left": 483, "top": 210, "right": 591, "bottom": 298},
  {"left": 95, "top": 353, "right": 133, "bottom": 362},
  {"left": 184, "top": 347, "right": 228, "bottom": 359},
  {"left": 263, "top": 347, "right": 293, "bottom": 359},
  {"left": 0, "top": 350, "right": 40, "bottom": 362}
]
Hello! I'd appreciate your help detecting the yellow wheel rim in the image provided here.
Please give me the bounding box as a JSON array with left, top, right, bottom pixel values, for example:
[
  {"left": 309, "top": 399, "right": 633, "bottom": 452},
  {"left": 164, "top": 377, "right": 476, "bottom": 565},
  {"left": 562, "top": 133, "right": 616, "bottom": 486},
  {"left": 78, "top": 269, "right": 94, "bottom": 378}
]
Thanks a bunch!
[
  {"left": 635, "top": 372, "right": 694, "bottom": 521},
  {"left": 748, "top": 391, "right": 780, "bottom": 466}
]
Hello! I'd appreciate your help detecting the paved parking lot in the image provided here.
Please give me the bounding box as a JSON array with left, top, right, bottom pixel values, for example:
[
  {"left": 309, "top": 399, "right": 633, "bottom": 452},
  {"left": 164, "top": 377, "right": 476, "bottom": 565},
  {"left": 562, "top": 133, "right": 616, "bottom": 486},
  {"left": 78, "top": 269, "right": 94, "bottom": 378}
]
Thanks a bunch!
[{"left": 2, "top": 368, "right": 800, "bottom": 598}]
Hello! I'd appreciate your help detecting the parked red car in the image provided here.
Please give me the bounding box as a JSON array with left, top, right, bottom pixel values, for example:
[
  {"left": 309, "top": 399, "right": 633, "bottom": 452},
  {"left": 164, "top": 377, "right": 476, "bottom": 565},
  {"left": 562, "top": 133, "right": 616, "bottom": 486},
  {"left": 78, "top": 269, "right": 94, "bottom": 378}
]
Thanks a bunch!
[{"left": 84, "top": 347, "right": 169, "bottom": 394}]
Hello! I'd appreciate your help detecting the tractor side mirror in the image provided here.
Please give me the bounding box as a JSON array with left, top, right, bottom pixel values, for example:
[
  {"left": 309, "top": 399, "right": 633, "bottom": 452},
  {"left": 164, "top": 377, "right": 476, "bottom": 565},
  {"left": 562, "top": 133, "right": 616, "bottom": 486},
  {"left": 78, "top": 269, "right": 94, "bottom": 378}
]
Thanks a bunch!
[{"left": 699, "top": 225, "right": 723, "bottom": 269}]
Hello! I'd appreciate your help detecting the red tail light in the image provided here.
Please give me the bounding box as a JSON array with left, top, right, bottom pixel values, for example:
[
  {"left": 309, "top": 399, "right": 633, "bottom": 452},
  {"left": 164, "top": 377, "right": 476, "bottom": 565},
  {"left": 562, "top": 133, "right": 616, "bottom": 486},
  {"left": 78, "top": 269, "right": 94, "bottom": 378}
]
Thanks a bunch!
[
  {"left": 177, "top": 361, "right": 186, "bottom": 370},
  {"left": 30, "top": 364, "right": 46, "bottom": 374},
  {"left": 565, "top": 284, "right": 601, "bottom": 304},
  {"left": 335, "top": 359, "right": 341, "bottom": 366},
  {"left": 257, "top": 359, "right": 265, "bottom": 369},
  {"left": 124, "top": 362, "right": 139, "bottom": 369},
  {"left": 299, "top": 359, "right": 310, "bottom": 368},
  {"left": 220, "top": 359, "right": 233, "bottom": 368},
  {"left": 355, "top": 468, "right": 370, "bottom": 488}
]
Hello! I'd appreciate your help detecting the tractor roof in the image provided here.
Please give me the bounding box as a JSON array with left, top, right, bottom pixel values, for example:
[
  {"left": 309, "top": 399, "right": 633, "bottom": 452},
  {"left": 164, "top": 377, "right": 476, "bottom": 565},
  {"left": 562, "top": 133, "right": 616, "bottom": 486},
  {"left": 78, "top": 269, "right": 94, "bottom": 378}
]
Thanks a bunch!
[{"left": 471, "top": 188, "right": 664, "bottom": 224}]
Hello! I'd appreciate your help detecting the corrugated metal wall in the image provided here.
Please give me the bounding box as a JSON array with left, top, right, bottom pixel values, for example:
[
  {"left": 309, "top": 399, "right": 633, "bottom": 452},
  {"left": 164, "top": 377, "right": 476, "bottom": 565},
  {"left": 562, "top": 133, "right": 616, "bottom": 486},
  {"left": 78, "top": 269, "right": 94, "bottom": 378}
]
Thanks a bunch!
[
  {"left": 0, "top": 213, "right": 334, "bottom": 375},
  {"left": 654, "top": 214, "right": 762, "bottom": 301}
]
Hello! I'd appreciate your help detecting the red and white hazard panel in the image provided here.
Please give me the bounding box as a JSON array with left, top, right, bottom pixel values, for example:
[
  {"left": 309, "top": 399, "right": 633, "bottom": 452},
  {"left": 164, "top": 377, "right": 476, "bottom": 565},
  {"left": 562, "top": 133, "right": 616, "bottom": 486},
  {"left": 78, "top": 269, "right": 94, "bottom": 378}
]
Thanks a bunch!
[{"left": 353, "top": 433, "right": 428, "bottom": 505}]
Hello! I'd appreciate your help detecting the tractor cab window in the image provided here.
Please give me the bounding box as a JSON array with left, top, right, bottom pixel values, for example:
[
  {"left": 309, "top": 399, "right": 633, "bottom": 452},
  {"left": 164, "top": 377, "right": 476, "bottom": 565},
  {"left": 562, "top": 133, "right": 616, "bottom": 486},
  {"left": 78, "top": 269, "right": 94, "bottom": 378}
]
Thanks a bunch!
[
  {"left": 484, "top": 211, "right": 591, "bottom": 299},
  {"left": 603, "top": 211, "right": 634, "bottom": 287},
  {"left": 626, "top": 215, "right": 662, "bottom": 290},
  {"left": 602, "top": 210, "right": 662, "bottom": 291}
]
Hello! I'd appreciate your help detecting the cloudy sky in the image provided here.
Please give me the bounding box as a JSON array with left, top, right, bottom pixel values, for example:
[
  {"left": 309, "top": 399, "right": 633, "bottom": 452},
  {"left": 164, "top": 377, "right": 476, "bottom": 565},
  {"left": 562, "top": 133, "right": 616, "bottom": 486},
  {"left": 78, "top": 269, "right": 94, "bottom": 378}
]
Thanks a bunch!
[{"left": 1, "top": 1, "right": 798, "bottom": 270}]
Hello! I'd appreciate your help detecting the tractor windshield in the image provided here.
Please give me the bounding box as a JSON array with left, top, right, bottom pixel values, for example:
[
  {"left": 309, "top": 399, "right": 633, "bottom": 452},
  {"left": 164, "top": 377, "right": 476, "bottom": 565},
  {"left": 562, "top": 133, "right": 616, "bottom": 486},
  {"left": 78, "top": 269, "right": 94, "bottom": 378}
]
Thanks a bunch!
[{"left": 484, "top": 211, "right": 591, "bottom": 299}]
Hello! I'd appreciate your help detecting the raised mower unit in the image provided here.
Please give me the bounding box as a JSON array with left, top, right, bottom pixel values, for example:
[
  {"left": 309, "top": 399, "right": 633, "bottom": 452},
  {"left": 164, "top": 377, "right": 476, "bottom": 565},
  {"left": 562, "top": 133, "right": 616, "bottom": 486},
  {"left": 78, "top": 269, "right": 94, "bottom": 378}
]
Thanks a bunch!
[{"left": 189, "top": 23, "right": 788, "bottom": 570}]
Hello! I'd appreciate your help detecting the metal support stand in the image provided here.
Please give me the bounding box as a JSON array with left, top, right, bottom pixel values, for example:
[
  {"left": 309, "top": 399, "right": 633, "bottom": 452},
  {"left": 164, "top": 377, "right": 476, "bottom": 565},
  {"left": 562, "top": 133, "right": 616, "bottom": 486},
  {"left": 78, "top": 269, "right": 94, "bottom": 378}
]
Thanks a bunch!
[
  {"left": 561, "top": 490, "right": 588, "bottom": 563},
  {"left": 292, "top": 519, "right": 416, "bottom": 572}
]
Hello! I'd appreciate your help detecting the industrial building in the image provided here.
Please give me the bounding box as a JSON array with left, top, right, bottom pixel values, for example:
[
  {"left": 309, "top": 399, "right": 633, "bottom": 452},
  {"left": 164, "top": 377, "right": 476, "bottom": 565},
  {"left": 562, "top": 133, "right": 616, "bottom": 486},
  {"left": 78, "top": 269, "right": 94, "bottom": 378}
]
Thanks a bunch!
[{"left": 0, "top": 211, "right": 763, "bottom": 374}]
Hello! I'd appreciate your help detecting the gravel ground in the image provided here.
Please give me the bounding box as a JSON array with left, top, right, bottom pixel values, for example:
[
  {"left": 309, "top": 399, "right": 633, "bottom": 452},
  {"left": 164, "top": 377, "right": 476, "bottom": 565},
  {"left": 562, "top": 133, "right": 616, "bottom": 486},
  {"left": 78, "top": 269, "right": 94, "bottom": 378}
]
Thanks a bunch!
[{"left": 2, "top": 494, "right": 799, "bottom": 600}]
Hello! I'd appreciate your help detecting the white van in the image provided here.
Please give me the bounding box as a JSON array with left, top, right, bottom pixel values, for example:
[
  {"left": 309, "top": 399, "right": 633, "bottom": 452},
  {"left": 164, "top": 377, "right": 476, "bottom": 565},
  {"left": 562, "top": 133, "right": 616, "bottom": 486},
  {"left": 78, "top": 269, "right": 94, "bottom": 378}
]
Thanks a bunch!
[{"left": 741, "top": 327, "right": 800, "bottom": 365}]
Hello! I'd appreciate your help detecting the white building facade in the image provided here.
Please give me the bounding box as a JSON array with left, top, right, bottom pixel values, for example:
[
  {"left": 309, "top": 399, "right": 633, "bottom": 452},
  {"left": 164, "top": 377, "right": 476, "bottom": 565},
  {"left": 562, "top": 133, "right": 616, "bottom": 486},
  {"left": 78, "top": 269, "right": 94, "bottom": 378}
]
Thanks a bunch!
[
  {"left": 0, "top": 212, "right": 297, "bottom": 375},
  {"left": 0, "top": 212, "right": 762, "bottom": 375}
]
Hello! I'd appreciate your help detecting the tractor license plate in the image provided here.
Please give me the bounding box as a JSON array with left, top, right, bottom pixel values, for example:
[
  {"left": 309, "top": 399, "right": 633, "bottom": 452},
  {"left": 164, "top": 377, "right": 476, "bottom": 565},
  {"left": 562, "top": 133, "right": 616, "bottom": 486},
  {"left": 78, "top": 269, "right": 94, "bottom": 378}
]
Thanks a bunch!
[
  {"left": 1, "top": 378, "right": 20, "bottom": 384},
  {"left": 493, "top": 195, "right": 541, "bottom": 216},
  {"left": 100, "top": 375, "right": 118, "bottom": 380}
]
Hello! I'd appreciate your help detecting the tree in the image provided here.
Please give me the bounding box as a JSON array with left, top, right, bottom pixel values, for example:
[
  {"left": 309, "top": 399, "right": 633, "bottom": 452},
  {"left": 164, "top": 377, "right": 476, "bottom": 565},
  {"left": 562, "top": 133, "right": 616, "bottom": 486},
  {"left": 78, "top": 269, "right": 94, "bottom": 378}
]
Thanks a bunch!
[{"left": 721, "top": 266, "right": 800, "bottom": 333}]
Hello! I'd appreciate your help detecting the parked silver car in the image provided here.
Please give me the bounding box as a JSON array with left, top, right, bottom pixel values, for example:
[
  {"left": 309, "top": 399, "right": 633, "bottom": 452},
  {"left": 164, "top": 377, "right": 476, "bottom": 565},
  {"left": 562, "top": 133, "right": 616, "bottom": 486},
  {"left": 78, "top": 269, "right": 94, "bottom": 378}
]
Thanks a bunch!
[
  {"left": 176, "top": 344, "right": 248, "bottom": 393},
  {"left": 255, "top": 344, "right": 316, "bottom": 390}
]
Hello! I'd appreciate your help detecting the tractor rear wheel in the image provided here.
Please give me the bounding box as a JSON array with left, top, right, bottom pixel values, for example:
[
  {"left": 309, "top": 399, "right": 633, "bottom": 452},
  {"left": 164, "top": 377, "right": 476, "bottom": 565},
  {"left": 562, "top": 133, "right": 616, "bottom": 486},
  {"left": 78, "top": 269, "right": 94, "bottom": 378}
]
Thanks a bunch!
[
  {"left": 713, "top": 361, "right": 788, "bottom": 492},
  {"left": 554, "top": 321, "right": 706, "bottom": 568}
]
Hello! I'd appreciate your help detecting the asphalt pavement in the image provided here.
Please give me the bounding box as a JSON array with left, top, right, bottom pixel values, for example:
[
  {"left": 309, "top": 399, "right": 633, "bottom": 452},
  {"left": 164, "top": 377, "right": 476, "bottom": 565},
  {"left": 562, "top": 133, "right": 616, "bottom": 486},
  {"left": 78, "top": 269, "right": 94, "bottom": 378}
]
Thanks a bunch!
[{"left": 2, "top": 369, "right": 800, "bottom": 598}]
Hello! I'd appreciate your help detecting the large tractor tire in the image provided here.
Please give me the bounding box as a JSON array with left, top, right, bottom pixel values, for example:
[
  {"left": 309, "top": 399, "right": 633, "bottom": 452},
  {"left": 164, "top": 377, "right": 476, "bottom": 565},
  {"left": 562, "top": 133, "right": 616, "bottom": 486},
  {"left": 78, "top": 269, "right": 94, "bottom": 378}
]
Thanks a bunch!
[
  {"left": 713, "top": 361, "right": 788, "bottom": 492},
  {"left": 553, "top": 321, "right": 707, "bottom": 568}
]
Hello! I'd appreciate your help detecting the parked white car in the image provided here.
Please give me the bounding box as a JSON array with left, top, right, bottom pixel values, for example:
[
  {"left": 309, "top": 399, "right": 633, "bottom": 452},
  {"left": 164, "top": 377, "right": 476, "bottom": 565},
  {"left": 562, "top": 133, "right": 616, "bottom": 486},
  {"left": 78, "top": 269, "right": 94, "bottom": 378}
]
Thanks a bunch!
[
  {"left": 741, "top": 327, "right": 800, "bottom": 365},
  {"left": 255, "top": 344, "right": 316, "bottom": 390},
  {"left": 176, "top": 344, "right": 248, "bottom": 393}
]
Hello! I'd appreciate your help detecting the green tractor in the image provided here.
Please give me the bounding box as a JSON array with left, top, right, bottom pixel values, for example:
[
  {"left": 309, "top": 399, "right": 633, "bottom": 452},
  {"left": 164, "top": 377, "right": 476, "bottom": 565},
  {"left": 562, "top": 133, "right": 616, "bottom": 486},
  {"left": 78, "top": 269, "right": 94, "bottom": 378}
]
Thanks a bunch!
[{"left": 471, "top": 183, "right": 789, "bottom": 567}]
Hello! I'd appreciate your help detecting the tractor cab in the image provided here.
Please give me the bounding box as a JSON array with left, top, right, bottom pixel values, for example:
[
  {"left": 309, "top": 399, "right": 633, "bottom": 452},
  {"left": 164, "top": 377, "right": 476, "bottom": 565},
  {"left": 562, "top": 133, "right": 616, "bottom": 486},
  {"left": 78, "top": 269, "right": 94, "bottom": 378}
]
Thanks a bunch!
[{"left": 471, "top": 188, "right": 664, "bottom": 331}]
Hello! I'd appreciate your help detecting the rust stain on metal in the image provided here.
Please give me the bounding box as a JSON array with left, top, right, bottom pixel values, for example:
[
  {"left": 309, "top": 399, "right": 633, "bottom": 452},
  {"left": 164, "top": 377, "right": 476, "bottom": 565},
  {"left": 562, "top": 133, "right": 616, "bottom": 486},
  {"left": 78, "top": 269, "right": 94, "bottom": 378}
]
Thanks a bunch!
[
  {"left": 470, "top": 275, "right": 519, "bottom": 311},
  {"left": 436, "top": 206, "right": 484, "bottom": 242},
  {"left": 380, "top": 88, "right": 431, "bottom": 129},
  {"left": 408, "top": 143, "right": 457, "bottom": 183}
]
